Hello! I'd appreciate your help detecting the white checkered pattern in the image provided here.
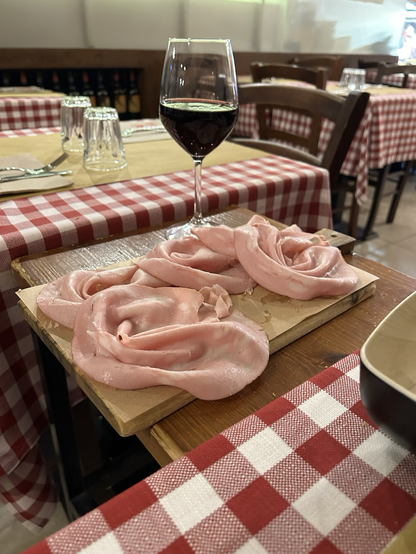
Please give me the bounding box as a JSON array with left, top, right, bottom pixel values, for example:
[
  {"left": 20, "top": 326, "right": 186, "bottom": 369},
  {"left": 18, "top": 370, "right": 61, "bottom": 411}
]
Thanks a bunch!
[
  {"left": 21, "top": 352, "right": 416, "bottom": 554},
  {"left": 0, "top": 125, "right": 332, "bottom": 530},
  {"left": 0, "top": 97, "right": 62, "bottom": 131},
  {"left": 233, "top": 87, "right": 416, "bottom": 205}
]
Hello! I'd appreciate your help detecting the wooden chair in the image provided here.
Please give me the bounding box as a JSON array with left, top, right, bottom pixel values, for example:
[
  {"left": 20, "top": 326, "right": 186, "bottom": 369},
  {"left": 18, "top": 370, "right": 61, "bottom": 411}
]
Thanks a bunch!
[
  {"left": 251, "top": 62, "right": 327, "bottom": 90},
  {"left": 250, "top": 63, "right": 327, "bottom": 158},
  {"left": 232, "top": 83, "right": 370, "bottom": 236},
  {"left": 287, "top": 56, "right": 344, "bottom": 81},
  {"left": 358, "top": 60, "right": 380, "bottom": 70},
  {"left": 358, "top": 62, "right": 416, "bottom": 239},
  {"left": 374, "top": 62, "right": 416, "bottom": 88}
]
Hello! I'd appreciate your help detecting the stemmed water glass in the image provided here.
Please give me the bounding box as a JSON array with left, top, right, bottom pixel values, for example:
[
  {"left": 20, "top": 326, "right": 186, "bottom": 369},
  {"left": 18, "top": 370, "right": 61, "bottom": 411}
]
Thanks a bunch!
[{"left": 159, "top": 38, "right": 239, "bottom": 240}]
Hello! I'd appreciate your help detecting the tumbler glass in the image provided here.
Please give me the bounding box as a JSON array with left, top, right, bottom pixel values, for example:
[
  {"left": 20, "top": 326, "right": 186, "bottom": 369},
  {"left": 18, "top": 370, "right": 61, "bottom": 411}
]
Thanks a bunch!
[
  {"left": 82, "top": 107, "right": 127, "bottom": 171},
  {"left": 60, "top": 96, "right": 92, "bottom": 153},
  {"left": 339, "top": 68, "right": 366, "bottom": 90}
]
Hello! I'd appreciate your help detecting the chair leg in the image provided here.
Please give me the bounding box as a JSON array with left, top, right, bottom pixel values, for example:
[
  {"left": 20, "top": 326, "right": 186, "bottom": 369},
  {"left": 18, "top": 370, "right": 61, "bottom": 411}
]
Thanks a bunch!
[
  {"left": 362, "top": 164, "right": 390, "bottom": 241},
  {"left": 348, "top": 196, "right": 359, "bottom": 239},
  {"left": 386, "top": 160, "right": 412, "bottom": 223}
]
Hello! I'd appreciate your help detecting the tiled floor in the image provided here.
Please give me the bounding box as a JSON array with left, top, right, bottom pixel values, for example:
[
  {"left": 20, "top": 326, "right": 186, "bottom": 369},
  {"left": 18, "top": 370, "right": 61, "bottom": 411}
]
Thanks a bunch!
[
  {"left": 351, "top": 174, "right": 416, "bottom": 278},
  {"left": 2, "top": 175, "right": 415, "bottom": 554}
]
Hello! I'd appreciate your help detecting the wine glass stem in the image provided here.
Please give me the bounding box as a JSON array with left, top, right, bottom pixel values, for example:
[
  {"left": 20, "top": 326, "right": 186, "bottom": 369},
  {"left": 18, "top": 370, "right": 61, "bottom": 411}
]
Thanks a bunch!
[{"left": 192, "top": 158, "right": 204, "bottom": 223}]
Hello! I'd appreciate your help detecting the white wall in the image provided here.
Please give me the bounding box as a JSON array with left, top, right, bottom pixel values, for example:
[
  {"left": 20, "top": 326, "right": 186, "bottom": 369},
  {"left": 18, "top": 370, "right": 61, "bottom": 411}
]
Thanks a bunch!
[{"left": 0, "top": 0, "right": 408, "bottom": 55}]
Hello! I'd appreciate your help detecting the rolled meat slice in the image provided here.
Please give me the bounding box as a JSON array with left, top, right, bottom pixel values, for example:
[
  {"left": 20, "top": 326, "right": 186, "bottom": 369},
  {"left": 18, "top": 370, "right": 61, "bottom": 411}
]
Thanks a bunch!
[
  {"left": 37, "top": 235, "right": 256, "bottom": 329},
  {"left": 71, "top": 284, "right": 269, "bottom": 400},
  {"left": 194, "top": 215, "right": 358, "bottom": 300},
  {"left": 233, "top": 222, "right": 358, "bottom": 300},
  {"left": 37, "top": 265, "right": 139, "bottom": 328},
  {"left": 137, "top": 236, "right": 255, "bottom": 294}
]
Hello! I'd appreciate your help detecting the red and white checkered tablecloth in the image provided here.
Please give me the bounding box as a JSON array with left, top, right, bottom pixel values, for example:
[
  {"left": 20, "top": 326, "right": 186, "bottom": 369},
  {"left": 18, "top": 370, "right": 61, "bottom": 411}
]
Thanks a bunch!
[
  {"left": 0, "top": 126, "right": 332, "bottom": 531},
  {"left": 0, "top": 96, "right": 62, "bottom": 131},
  {"left": 234, "top": 87, "right": 416, "bottom": 206},
  {"left": 21, "top": 351, "right": 416, "bottom": 554}
]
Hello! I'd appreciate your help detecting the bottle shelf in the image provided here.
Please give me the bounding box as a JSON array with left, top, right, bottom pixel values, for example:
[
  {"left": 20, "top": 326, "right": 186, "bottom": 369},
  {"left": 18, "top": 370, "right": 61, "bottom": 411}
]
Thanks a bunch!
[{"left": 0, "top": 68, "right": 143, "bottom": 121}]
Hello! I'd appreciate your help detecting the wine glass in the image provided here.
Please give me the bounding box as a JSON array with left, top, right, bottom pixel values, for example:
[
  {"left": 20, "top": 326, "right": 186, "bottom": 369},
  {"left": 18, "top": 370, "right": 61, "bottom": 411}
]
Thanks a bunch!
[{"left": 159, "top": 38, "right": 239, "bottom": 240}]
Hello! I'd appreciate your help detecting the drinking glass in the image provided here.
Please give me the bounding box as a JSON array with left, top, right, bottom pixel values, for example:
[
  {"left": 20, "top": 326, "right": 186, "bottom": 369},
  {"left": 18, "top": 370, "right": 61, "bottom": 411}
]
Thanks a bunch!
[
  {"left": 339, "top": 68, "right": 366, "bottom": 91},
  {"left": 61, "top": 96, "right": 91, "bottom": 153},
  {"left": 159, "top": 38, "right": 239, "bottom": 240},
  {"left": 82, "top": 107, "right": 127, "bottom": 171}
]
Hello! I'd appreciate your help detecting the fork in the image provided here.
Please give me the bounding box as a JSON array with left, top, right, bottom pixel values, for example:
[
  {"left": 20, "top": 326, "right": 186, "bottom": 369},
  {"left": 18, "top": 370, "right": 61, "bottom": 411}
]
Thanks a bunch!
[{"left": 0, "top": 152, "right": 69, "bottom": 175}]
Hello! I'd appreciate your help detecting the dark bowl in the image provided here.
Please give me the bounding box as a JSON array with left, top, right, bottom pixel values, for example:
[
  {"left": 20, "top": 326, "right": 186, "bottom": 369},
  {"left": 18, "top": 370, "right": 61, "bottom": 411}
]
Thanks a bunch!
[{"left": 360, "top": 290, "right": 416, "bottom": 453}]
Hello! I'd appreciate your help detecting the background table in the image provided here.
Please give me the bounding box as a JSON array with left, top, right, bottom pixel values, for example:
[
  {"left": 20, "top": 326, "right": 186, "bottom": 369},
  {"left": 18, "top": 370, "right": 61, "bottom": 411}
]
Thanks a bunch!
[
  {"left": 0, "top": 127, "right": 332, "bottom": 531},
  {"left": 233, "top": 85, "right": 416, "bottom": 207},
  {"left": 21, "top": 351, "right": 416, "bottom": 554},
  {"left": 0, "top": 93, "right": 62, "bottom": 131}
]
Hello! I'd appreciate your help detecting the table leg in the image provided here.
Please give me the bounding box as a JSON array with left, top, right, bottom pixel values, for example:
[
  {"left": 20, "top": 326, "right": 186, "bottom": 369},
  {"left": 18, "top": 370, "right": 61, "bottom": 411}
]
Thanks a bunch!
[
  {"left": 362, "top": 164, "right": 390, "bottom": 241},
  {"left": 33, "top": 333, "right": 89, "bottom": 521}
]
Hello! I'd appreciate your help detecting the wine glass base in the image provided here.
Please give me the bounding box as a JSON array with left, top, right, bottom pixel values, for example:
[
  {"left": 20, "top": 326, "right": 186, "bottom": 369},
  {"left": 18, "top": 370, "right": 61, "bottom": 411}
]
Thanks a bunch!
[{"left": 165, "top": 217, "right": 218, "bottom": 240}]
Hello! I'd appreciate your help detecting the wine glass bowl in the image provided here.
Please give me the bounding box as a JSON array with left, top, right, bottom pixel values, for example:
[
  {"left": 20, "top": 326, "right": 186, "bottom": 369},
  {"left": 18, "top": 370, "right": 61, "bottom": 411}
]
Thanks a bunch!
[{"left": 159, "top": 38, "right": 238, "bottom": 239}]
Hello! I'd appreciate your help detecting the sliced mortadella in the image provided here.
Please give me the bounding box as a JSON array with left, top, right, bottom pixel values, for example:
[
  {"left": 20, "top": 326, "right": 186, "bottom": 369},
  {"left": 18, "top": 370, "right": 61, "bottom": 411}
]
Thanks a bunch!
[
  {"left": 37, "top": 265, "right": 139, "bottom": 329},
  {"left": 192, "top": 225, "right": 237, "bottom": 258},
  {"left": 234, "top": 222, "right": 358, "bottom": 300},
  {"left": 137, "top": 237, "right": 255, "bottom": 294},
  {"left": 71, "top": 284, "right": 269, "bottom": 399}
]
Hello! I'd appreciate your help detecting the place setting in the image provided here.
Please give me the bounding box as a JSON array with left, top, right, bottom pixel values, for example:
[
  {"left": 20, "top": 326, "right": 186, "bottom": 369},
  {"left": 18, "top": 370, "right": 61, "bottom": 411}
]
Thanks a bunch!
[{"left": 0, "top": 152, "right": 72, "bottom": 196}]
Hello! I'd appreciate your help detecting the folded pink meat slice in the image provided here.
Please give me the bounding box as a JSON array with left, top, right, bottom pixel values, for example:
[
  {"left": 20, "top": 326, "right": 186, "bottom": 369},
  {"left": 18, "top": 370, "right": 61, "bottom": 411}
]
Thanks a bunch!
[
  {"left": 233, "top": 223, "right": 358, "bottom": 300},
  {"left": 71, "top": 284, "right": 269, "bottom": 400},
  {"left": 37, "top": 265, "right": 139, "bottom": 328},
  {"left": 192, "top": 215, "right": 329, "bottom": 256},
  {"left": 137, "top": 236, "right": 255, "bottom": 294},
  {"left": 37, "top": 237, "right": 255, "bottom": 329},
  {"left": 194, "top": 215, "right": 358, "bottom": 300}
]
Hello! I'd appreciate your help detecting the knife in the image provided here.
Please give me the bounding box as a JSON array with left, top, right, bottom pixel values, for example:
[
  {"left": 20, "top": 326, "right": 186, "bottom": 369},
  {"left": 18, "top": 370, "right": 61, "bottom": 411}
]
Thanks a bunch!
[{"left": 0, "top": 170, "right": 73, "bottom": 183}]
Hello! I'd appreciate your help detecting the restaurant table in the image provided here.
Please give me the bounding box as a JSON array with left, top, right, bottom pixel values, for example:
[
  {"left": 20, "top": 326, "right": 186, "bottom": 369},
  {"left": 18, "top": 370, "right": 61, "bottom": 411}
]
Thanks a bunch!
[
  {"left": 11, "top": 209, "right": 416, "bottom": 547},
  {"left": 20, "top": 349, "right": 416, "bottom": 554},
  {"left": 0, "top": 90, "right": 63, "bottom": 131},
  {"left": 233, "top": 83, "right": 416, "bottom": 208},
  {"left": 0, "top": 125, "right": 332, "bottom": 531}
]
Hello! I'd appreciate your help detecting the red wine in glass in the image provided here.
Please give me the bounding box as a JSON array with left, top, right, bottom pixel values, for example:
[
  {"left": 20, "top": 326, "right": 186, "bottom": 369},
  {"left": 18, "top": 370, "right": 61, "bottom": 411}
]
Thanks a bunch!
[
  {"left": 159, "top": 39, "right": 239, "bottom": 240},
  {"left": 160, "top": 99, "right": 238, "bottom": 159}
]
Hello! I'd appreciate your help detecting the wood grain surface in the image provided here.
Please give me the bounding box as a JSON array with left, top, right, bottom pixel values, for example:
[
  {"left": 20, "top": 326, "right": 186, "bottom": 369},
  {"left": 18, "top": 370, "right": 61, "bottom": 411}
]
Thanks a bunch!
[{"left": 14, "top": 209, "right": 373, "bottom": 436}]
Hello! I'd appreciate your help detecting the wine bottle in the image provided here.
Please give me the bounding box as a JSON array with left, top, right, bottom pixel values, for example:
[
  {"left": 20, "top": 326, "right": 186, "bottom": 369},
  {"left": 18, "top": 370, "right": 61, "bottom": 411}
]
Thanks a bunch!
[
  {"left": 68, "top": 71, "right": 79, "bottom": 96},
  {"left": 127, "top": 69, "right": 142, "bottom": 119},
  {"left": 52, "top": 71, "right": 61, "bottom": 92},
  {"left": 36, "top": 71, "right": 44, "bottom": 89},
  {"left": 82, "top": 70, "right": 96, "bottom": 106},
  {"left": 20, "top": 70, "right": 28, "bottom": 86},
  {"left": 112, "top": 70, "right": 127, "bottom": 120},
  {"left": 96, "top": 70, "right": 111, "bottom": 107},
  {"left": 1, "top": 71, "right": 11, "bottom": 87}
]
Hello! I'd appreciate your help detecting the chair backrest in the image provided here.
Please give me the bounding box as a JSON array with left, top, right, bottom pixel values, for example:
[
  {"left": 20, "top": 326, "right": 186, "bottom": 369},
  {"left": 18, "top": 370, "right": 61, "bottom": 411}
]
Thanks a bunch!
[
  {"left": 250, "top": 63, "right": 328, "bottom": 156},
  {"left": 287, "top": 56, "right": 344, "bottom": 81},
  {"left": 235, "top": 83, "right": 370, "bottom": 187},
  {"left": 251, "top": 62, "right": 327, "bottom": 90},
  {"left": 358, "top": 60, "right": 380, "bottom": 69},
  {"left": 374, "top": 62, "right": 416, "bottom": 88}
]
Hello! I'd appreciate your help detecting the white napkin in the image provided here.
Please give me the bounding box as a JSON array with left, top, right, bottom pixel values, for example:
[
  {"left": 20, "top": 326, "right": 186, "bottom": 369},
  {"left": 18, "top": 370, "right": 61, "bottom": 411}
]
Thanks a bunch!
[
  {"left": 120, "top": 120, "right": 172, "bottom": 144},
  {"left": 0, "top": 154, "right": 73, "bottom": 196}
]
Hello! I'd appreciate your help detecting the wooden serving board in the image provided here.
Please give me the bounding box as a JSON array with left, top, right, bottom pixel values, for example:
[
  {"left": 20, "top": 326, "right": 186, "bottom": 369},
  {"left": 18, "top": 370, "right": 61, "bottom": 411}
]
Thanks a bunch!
[{"left": 16, "top": 223, "right": 378, "bottom": 437}]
